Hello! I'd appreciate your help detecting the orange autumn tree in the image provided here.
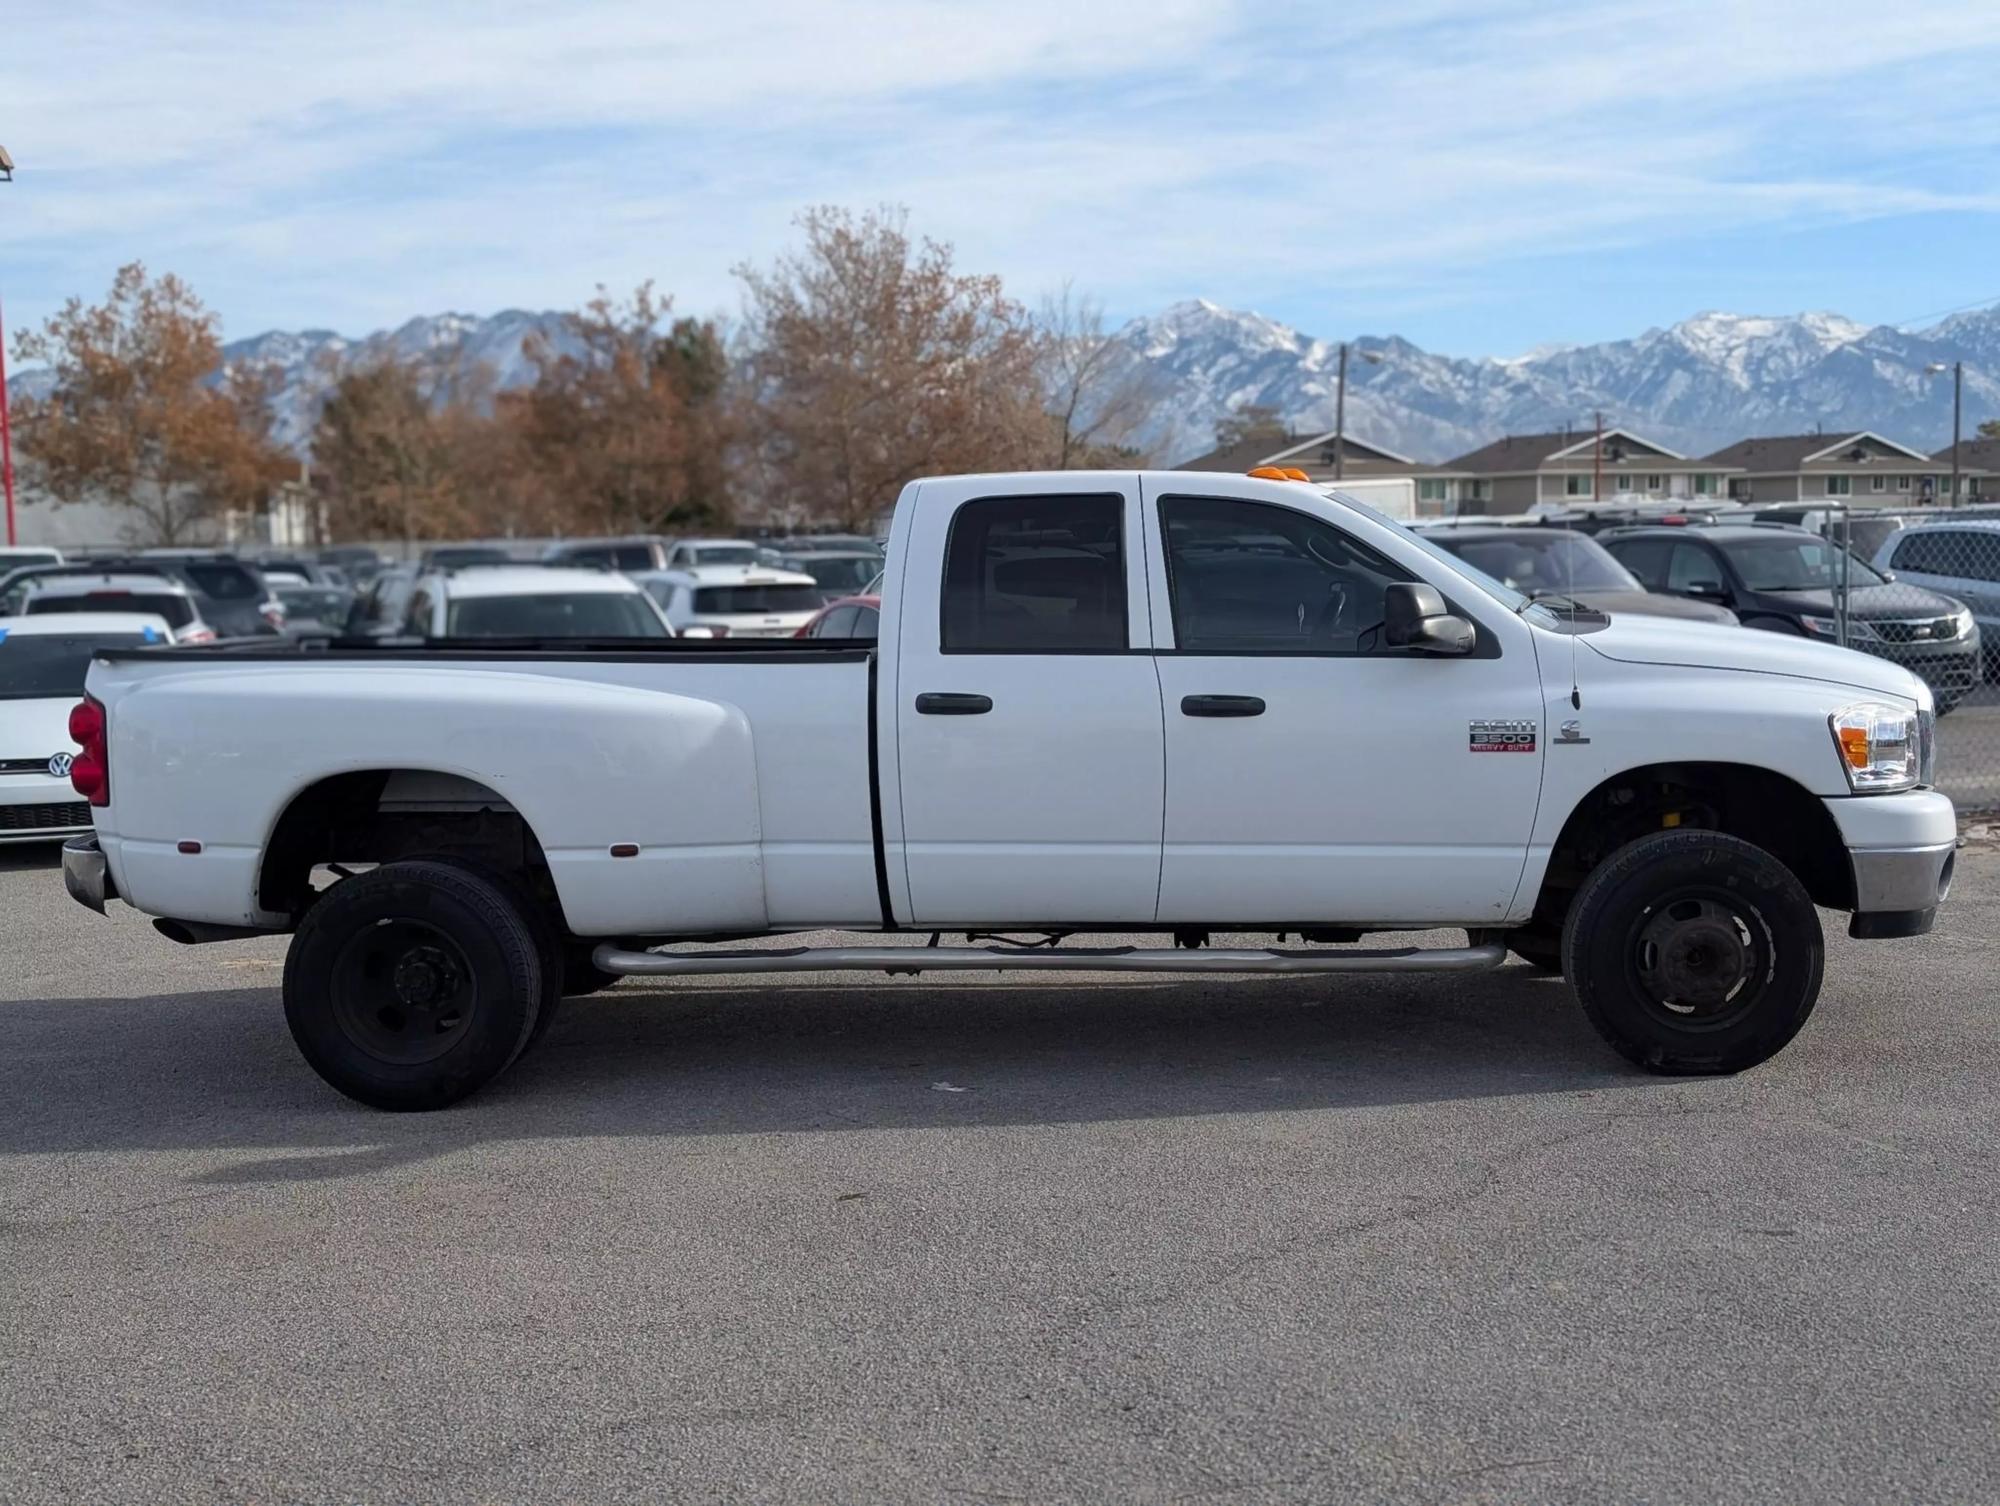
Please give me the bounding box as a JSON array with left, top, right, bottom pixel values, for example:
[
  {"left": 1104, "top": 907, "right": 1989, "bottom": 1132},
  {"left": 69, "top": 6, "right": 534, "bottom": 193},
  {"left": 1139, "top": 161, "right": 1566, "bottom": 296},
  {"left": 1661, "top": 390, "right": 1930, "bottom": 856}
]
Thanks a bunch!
[
  {"left": 734, "top": 206, "right": 1049, "bottom": 531},
  {"left": 500, "top": 285, "right": 734, "bottom": 538},
  {"left": 12, "top": 263, "right": 288, "bottom": 544}
]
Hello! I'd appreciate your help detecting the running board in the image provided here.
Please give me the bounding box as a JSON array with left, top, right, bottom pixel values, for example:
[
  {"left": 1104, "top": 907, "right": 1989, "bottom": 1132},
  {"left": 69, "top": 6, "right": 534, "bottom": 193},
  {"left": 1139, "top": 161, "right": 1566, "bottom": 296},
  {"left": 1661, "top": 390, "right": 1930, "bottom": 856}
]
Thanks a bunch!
[{"left": 592, "top": 940, "right": 1507, "bottom": 978}]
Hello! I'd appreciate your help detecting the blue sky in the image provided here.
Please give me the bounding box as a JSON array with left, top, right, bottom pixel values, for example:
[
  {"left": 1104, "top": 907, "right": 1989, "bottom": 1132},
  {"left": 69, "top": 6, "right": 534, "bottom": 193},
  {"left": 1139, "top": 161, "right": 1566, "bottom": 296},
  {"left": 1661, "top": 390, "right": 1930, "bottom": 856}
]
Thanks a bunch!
[{"left": 5, "top": 0, "right": 2000, "bottom": 358}]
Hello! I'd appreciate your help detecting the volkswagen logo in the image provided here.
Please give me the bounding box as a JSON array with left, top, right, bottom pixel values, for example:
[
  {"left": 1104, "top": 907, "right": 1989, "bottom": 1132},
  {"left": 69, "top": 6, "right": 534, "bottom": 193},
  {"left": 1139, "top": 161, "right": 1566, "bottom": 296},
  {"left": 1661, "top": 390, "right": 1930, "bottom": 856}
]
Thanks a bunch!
[{"left": 46, "top": 751, "right": 74, "bottom": 779}]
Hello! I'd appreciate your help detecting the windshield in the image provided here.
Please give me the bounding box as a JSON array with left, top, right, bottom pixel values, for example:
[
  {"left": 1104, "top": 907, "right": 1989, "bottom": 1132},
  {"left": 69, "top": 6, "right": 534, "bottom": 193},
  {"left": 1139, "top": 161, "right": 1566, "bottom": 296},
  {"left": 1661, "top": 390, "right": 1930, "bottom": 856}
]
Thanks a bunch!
[
  {"left": 0, "top": 630, "right": 155, "bottom": 699},
  {"left": 445, "top": 592, "right": 669, "bottom": 637},
  {"left": 693, "top": 584, "right": 823, "bottom": 614},
  {"left": 1436, "top": 533, "right": 1640, "bottom": 594},
  {"left": 1361, "top": 510, "right": 1529, "bottom": 611},
  {"left": 1720, "top": 535, "right": 1885, "bottom": 591},
  {"left": 27, "top": 590, "right": 196, "bottom": 627},
  {"left": 786, "top": 556, "right": 879, "bottom": 593},
  {"left": 691, "top": 546, "right": 761, "bottom": 566}
]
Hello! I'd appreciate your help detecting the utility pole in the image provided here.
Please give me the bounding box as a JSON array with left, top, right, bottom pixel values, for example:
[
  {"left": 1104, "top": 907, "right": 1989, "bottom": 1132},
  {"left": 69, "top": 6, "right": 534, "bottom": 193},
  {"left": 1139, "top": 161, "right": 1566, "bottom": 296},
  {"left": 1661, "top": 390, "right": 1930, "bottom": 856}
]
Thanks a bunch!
[
  {"left": 1333, "top": 343, "right": 1347, "bottom": 481},
  {"left": 0, "top": 295, "right": 15, "bottom": 547},
  {"left": 0, "top": 147, "right": 14, "bottom": 547},
  {"left": 1949, "top": 360, "right": 1963, "bottom": 508},
  {"left": 1927, "top": 360, "right": 1964, "bottom": 506},
  {"left": 1593, "top": 410, "right": 1604, "bottom": 503},
  {"left": 1331, "top": 341, "right": 1384, "bottom": 481}
]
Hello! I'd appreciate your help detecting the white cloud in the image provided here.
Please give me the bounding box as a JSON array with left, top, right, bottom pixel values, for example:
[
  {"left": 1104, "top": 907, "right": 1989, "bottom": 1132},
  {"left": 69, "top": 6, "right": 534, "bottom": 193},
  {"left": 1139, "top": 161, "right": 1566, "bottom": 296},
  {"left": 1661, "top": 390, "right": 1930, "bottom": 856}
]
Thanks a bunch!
[{"left": 4, "top": 0, "right": 2000, "bottom": 343}]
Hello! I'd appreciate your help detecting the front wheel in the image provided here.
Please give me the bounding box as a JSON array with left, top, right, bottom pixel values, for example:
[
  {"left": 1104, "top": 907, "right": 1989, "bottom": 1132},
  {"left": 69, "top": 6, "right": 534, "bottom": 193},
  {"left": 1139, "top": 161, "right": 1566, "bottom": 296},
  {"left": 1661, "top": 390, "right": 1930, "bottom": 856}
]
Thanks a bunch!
[
  {"left": 1564, "top": 830, "right": 1823, "bottom": 1075},
  {"left": 283, "top": 860, "right": 548, "bottom": 1110}
]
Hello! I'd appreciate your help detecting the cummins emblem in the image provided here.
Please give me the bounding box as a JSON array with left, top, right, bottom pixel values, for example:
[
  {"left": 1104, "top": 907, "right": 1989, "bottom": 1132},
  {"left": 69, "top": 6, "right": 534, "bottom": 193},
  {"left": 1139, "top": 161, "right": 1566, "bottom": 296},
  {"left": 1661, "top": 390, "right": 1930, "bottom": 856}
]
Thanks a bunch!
[
  {"left": 46, "top": 751, "right": 74, "bottom": 778},
  {"left": 1468, "top": 719, "right": 1537, "bottom": 753}
]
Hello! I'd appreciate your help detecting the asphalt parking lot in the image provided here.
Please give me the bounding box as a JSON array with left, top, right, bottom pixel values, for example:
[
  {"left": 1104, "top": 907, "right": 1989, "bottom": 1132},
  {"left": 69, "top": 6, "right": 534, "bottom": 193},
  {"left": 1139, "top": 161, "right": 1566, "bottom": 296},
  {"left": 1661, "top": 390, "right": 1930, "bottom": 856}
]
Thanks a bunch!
[{"left": 2, "top": 842, "right": 1996, "bottom": 1505}]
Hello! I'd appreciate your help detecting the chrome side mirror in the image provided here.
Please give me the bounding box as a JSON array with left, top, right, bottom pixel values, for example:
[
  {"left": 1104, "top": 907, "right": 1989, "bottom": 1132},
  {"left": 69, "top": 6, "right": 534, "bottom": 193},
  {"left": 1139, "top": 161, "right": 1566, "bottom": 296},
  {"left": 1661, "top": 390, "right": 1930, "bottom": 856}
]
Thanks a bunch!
[{"left": 1385, "top": 582, "right": 1475, "bottom": 655}]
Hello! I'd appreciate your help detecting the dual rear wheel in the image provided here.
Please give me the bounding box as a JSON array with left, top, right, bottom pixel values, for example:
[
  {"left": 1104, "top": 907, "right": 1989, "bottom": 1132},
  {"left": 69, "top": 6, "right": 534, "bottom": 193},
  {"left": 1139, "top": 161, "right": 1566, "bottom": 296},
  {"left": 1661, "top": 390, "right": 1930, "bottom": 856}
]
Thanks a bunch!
[{"left": 284, "top": 860, "right": 618, "bottom": 1111}]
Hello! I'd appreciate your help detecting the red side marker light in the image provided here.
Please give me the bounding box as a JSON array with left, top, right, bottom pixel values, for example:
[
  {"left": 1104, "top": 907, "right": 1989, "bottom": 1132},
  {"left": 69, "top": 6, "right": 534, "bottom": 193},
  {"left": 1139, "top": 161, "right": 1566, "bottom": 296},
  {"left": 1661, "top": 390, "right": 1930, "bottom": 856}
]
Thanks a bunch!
[
  {"left": 178, "top": 840, "right": 203, "bottom": 855},
  {"left": 609, "top": 843, "right": 640, "bottom": 858}
]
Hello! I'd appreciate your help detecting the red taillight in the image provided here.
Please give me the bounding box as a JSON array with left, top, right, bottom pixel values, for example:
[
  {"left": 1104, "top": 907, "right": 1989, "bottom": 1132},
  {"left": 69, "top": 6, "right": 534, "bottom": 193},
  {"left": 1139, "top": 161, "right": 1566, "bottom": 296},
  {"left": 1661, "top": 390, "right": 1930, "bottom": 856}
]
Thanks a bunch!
[
  {"left": 261, "top": 599, "right": 286, "bottom": 628},
  {"left": 69, "top": 695, "right": 109, "bottom": 807}
]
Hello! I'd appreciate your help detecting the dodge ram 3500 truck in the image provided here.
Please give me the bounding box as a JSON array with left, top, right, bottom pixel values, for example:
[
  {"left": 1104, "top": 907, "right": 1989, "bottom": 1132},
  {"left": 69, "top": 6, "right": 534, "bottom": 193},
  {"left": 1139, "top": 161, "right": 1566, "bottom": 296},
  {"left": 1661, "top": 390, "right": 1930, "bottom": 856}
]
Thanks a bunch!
[{"left": 61, "top": 471, "right": 1957, "bottom": 1110}]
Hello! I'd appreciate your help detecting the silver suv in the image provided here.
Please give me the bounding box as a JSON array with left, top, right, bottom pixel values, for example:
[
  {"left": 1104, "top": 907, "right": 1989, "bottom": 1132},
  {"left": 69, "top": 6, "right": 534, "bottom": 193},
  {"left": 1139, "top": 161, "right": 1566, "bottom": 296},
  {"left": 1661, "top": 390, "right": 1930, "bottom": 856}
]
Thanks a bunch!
[{"left": 1873, "top": 520, "right": 2000, "bottom": 678}]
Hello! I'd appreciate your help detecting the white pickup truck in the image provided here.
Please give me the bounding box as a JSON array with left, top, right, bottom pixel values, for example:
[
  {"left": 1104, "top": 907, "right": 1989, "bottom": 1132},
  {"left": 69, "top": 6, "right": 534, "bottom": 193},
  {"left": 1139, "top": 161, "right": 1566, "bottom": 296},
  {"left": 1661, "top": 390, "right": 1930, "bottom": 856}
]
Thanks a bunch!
[{"left": 62, "top": 471, "right": 1957, "bottom": 1109}]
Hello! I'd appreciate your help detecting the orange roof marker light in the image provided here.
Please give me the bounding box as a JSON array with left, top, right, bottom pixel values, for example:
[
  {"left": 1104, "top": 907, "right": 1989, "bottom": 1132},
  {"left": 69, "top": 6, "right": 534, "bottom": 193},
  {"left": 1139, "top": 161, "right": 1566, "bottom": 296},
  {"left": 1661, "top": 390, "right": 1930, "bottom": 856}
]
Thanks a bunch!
[
  {"left": 1246, "top": 466, "right": 1292, "bottom": 480},
  {"left": 1281, "top": 467, "right": 1311, "bottom": 481}
]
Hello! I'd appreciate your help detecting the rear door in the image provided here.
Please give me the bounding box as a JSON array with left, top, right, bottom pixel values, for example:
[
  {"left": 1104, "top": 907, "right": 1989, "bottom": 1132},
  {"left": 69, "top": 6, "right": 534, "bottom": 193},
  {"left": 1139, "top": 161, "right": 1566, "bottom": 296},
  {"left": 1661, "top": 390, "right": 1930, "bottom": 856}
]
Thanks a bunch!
[
  {"left": 1142, "top": 485, "right": 1544, "bottom": 926},
  {"left": 891, "top": 478, "right": 1165, "bottom": 925}
]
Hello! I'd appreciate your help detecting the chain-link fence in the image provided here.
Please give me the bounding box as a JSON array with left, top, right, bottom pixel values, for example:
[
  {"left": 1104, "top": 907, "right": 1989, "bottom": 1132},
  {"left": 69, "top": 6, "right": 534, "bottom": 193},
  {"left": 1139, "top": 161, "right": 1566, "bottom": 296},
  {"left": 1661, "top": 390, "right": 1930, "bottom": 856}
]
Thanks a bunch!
[{"left": 1816, "top": 504, "right": 2000, "bottom": 813}]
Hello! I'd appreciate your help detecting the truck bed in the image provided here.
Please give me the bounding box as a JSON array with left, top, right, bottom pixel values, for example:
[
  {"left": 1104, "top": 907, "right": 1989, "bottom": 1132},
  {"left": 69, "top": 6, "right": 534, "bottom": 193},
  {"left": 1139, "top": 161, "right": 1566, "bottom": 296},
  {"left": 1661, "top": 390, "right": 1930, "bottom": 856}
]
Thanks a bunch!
[{"left": 84, "top": 637, "right": 885, "bottom": 936}]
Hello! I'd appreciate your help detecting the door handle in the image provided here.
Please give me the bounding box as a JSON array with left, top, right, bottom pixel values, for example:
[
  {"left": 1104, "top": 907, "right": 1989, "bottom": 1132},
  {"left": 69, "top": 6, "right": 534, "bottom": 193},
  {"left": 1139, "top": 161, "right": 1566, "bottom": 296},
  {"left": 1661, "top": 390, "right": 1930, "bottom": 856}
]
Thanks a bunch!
[
  {"left": 915, "top": 692, "right": 993, "bottom": 715},
  {"left": 1181, "top": 694, "right": 1266, "bottom": 717}
]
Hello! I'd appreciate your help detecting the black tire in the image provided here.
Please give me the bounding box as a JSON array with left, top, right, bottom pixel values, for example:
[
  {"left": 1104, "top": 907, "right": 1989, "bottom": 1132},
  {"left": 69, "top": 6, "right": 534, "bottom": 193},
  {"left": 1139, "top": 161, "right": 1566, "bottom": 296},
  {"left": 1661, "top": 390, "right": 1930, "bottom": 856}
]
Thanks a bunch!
[
  {"left": 561, "top": 941, "right": 622, "bottom": 997},
  {"left": 283, "top": 859, "right": 546, "bottom": 1110},
  {"left": 1503, "top": 926, "right": 1564, "bottom": 974},
  {"left": 1563, "top": 830, "right": 1823, "bottom": 1075},
  {"left": 425, "top": 859, "right": 568, "bottom": 1046}
]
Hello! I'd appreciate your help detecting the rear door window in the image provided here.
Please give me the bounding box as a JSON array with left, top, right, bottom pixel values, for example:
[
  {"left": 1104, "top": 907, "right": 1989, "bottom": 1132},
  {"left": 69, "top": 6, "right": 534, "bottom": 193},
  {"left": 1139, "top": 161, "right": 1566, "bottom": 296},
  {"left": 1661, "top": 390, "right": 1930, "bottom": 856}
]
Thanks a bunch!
[{"left": 939, "top": 495, "right": 1127, "bottom": 652}]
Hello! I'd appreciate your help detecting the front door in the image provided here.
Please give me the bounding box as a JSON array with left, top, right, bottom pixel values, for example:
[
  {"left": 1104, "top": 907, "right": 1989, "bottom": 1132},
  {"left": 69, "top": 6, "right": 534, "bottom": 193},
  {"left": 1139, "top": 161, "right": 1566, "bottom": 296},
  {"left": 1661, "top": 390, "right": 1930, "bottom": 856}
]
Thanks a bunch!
[
  {"left": 892, "top": 481, "right": 1165, "bottom": 926},
  {"left": 1143, "top": 488, "right": 1544, "bottom": 926}
]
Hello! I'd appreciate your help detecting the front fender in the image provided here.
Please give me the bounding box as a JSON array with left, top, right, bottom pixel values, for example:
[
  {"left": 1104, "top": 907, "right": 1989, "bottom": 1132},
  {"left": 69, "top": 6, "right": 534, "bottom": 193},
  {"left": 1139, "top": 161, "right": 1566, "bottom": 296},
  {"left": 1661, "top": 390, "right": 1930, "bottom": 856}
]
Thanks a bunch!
[{"left": 102, "top": 666, "right": 764, "bottom": 933}]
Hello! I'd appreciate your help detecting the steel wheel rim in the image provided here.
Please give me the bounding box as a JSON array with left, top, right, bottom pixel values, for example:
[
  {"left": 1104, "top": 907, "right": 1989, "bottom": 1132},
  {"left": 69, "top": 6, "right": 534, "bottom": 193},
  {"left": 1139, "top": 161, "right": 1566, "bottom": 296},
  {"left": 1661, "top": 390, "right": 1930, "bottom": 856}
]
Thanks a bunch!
[
  {"left": 330, "top": 918, "right": 478, "bottom": 1065},
  {"left": 1625, "top": 887, "right": 1775, "bottom": 1032}
]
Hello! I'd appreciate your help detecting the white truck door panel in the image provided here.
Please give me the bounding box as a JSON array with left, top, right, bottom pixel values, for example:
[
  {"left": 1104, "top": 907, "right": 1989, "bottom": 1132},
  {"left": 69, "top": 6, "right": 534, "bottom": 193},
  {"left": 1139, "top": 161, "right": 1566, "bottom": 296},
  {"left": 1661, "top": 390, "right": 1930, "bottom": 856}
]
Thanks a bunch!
[
  {"left": 1143, "top": 486, "right": 1543, "bottom": 925},
  {"left": 892, "top": 478, "right": 1165, "bottom": 925}
]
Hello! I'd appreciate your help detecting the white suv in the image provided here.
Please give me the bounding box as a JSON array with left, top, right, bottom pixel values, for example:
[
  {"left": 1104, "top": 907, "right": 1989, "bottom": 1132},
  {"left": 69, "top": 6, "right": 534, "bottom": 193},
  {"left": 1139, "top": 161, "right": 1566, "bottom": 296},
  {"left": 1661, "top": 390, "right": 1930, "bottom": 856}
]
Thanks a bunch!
[
  {"left": 634, "top": 564, "right": 825, "bottom": 638},
  {"left": 400, "top": 564, "right": 674, "bottom": 638},
  {"left": 16, "top": 571, "right": 216, "bottom": 644}
]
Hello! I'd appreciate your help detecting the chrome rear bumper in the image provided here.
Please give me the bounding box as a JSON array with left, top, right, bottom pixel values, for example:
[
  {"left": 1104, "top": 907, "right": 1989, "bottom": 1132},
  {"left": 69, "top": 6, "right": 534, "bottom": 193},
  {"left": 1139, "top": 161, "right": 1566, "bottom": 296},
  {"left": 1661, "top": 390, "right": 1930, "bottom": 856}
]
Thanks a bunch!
[{"left": 63, "top": 834, "right": 112, "bottom": 914}]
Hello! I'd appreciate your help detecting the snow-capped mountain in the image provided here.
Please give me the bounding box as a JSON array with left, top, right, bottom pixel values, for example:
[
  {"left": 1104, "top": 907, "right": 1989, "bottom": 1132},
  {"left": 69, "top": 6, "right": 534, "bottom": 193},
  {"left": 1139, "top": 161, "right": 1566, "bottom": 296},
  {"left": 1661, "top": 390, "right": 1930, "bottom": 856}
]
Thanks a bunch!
[
  {"left": 1108, "top": 301, "right": 2000, "bottom": 464},
  {"left": 9, "top": 300, "right": 1996, "bottom": 465}
]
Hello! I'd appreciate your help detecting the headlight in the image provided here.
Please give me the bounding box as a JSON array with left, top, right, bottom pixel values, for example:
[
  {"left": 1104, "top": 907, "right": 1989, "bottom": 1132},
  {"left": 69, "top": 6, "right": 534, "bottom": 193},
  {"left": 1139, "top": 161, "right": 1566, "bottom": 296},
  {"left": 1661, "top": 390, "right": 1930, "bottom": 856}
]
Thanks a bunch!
[
  {"left": 1951, "top": 607, "right": 1974, "bottom": 640},
  {"left": 1830, "top": 701, "right": 1920, "bottom": 792},
  {"left": 1800, "top": 614, "right": 1838, "bottom": 637}
]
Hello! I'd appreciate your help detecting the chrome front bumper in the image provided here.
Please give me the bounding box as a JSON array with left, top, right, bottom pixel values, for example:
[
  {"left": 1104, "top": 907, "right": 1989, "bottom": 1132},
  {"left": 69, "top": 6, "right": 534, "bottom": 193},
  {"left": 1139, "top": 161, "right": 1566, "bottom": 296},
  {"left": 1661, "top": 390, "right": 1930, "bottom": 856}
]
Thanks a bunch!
[
  {"left": 1848, "top": 840, "right": 1956, "bottom": 938},
  {"left": 63, "top": 834, "right": 112, "bottom": 914}
]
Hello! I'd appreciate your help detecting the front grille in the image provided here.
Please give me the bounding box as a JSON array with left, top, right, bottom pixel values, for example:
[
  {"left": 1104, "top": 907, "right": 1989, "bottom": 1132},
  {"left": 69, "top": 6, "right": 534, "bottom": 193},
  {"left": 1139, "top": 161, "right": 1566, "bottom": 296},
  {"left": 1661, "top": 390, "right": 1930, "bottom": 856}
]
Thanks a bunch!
[
  {"left": 0, "top": 801, "right": 90, "bottom": 832},
  {"left": 1872, "top": 617, "right": 1959, "bottom": 644}
]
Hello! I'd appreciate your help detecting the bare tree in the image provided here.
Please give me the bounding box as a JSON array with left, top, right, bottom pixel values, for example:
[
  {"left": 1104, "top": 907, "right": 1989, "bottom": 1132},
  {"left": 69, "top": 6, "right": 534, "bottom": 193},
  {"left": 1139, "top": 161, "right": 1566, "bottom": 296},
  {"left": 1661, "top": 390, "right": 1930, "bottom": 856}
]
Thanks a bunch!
[
  {"left": 1037, "top": 282, "right": 1155, "bottom": 467},
  {"left": 735, "top": 206, "right": 1049, "bottom": 530}
]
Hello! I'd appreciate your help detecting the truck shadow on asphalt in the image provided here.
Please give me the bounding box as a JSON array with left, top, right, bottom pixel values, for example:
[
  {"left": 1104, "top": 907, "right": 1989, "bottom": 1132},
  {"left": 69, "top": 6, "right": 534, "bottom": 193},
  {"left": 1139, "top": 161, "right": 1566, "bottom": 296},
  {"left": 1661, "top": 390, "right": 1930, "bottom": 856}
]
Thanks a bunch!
[{"left": 0, "top": 968, "right": 1662, "bottom": 1181}]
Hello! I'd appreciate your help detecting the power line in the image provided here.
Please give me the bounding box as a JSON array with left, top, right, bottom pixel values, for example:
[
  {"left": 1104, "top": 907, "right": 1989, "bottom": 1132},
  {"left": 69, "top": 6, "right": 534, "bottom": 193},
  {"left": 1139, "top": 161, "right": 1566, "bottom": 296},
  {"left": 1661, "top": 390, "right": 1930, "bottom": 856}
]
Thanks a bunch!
[{"left": 1891, "top": 290, "right": 2000, "bottom": 332}]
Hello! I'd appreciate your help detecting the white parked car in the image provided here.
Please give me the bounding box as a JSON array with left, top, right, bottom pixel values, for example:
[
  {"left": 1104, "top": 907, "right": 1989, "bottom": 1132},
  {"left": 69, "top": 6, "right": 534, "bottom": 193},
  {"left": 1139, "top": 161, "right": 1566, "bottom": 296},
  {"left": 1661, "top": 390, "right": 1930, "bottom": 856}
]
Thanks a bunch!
[
  {"left": 635, "top": 564, "right": 824, "bottom": 638},
  {"left": 398, "top": 564, "right": 675, "bottom": 638},
  {"left": 63, "top": 470, "right": 1956, "bottom": 1109},
  {"left": 16, "top": 571, "right": 217, "bottom": 644},
  {"left": 1, "top": 612, "right": 171, "bottom": 843}
]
